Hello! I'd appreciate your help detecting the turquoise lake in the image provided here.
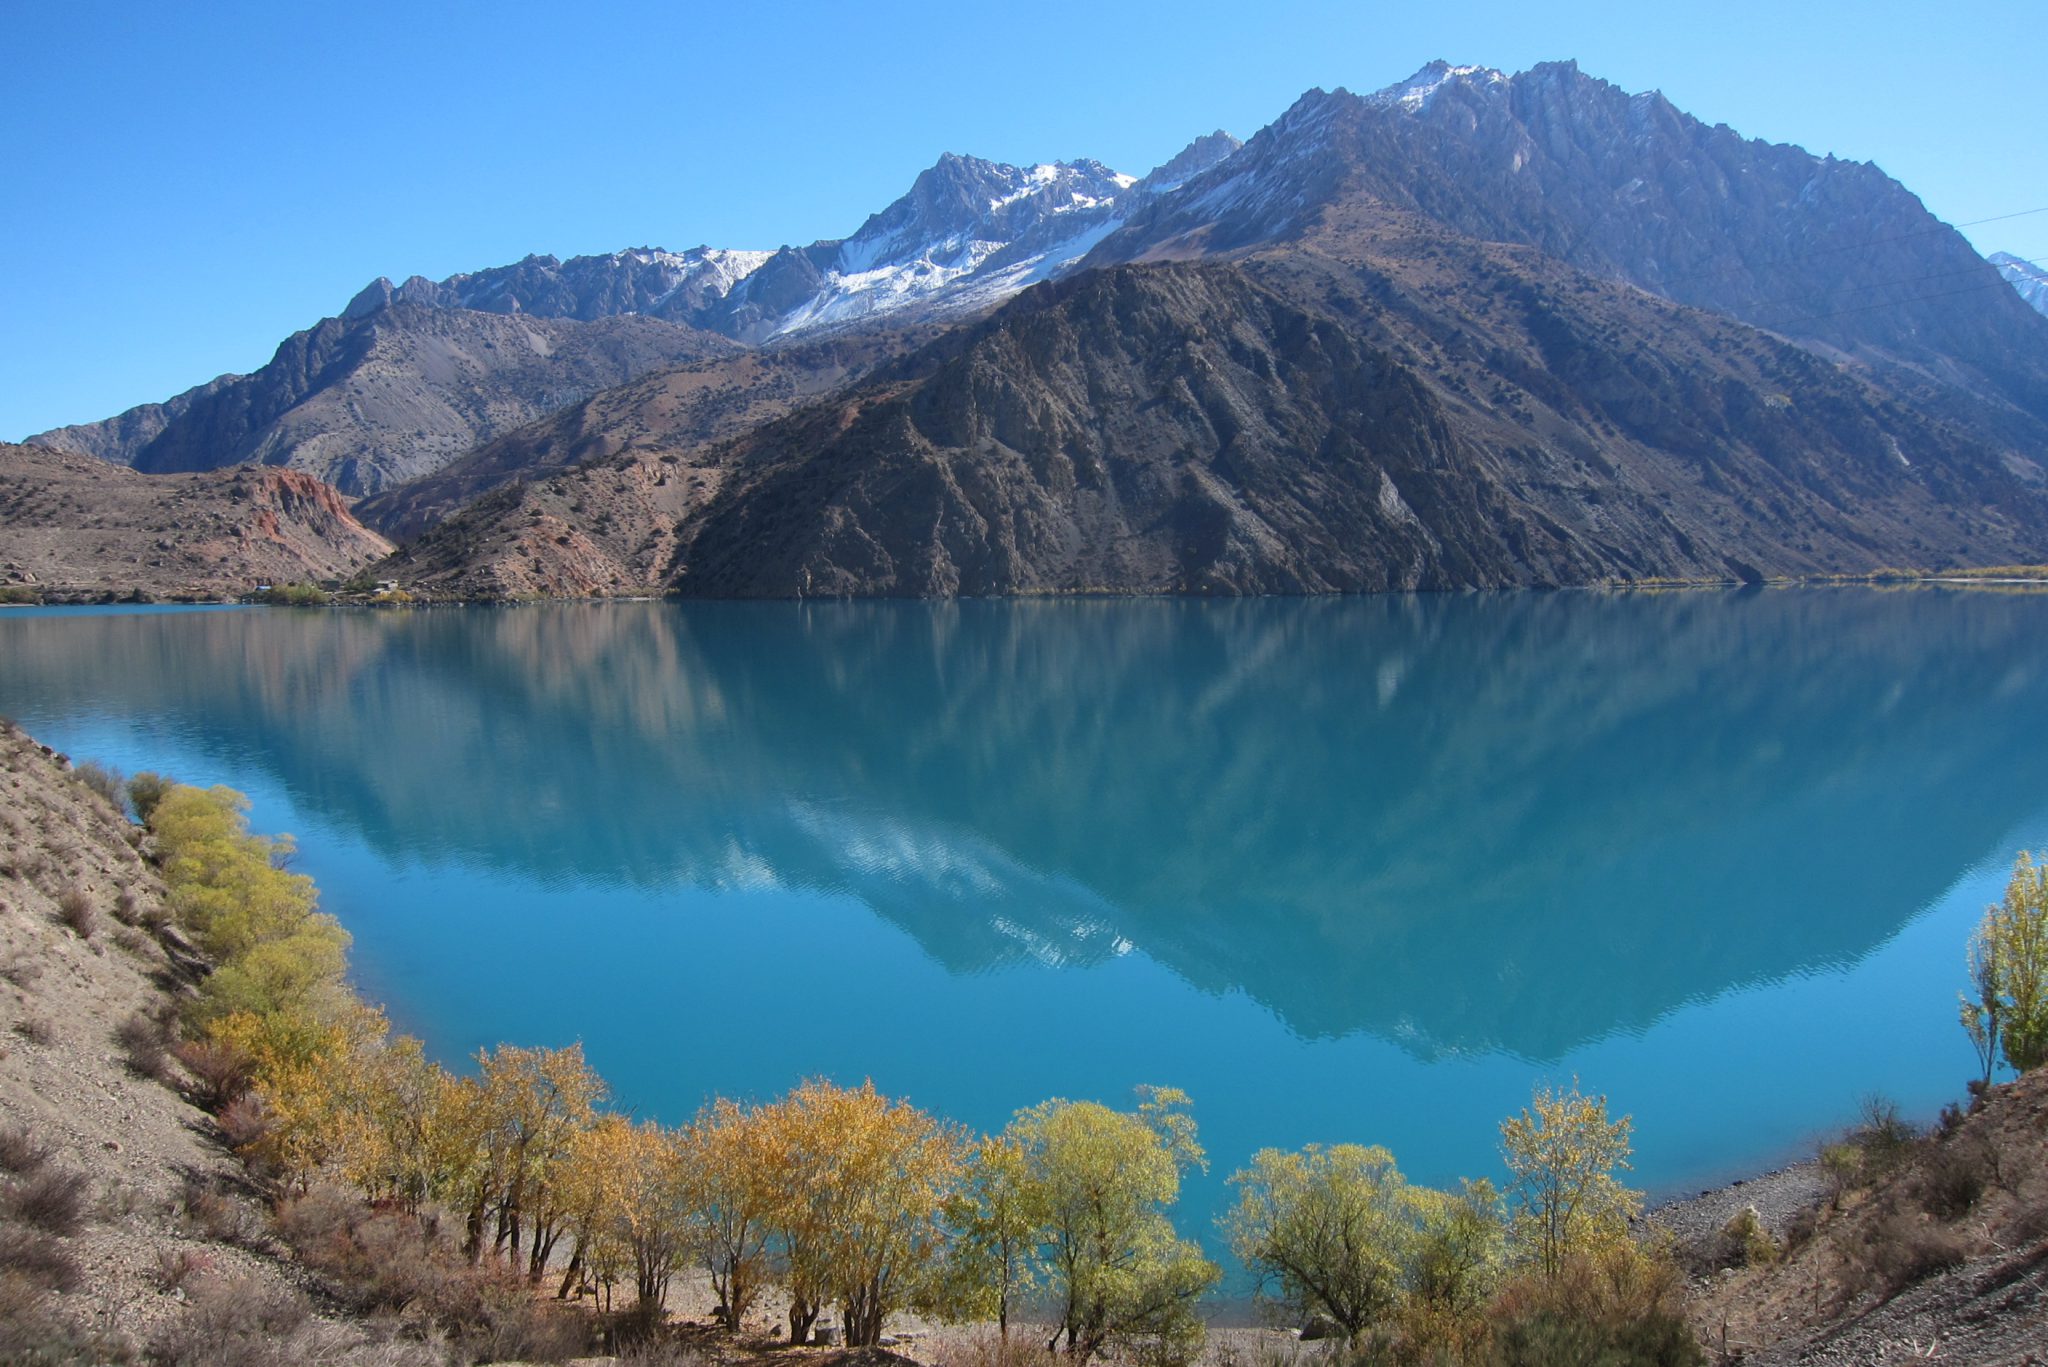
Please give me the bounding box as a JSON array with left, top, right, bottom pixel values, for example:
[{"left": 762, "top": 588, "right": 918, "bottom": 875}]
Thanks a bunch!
[{"left": 0, "top": 591, "right": 2043, "bottom": 1248}]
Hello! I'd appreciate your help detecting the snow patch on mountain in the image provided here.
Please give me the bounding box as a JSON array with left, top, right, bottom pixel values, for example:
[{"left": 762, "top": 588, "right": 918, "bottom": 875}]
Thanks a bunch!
[{"left": 1992, "top": 251, "right": 2048, "bottom": 317}]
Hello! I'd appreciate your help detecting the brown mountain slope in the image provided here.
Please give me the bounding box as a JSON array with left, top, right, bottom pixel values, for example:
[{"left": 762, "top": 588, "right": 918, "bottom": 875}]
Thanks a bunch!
[
  {"left": 667, "top": 256, "right": 2044, "bottom": 598},
  {"left": 354, "top": 326, "right": 928, "bottom": 542},
  {"left": 29, "top": 301, "right": 735, "bottom": 496},
  {"left": 0, "top": 444, "right": 392, "bottom": 600}
]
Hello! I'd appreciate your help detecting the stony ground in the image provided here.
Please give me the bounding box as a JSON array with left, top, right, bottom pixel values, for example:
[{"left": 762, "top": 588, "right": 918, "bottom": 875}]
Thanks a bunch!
[{"left": 1670, "top": 1075, "right": 2048, "bottom": 1365}]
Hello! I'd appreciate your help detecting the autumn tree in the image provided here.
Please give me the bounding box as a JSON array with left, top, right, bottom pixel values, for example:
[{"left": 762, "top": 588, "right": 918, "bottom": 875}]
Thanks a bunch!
[
  {"left": 560, "top": 1116, "right": 687, "bottom": 1315},
  {"left": 1008, "top": 1086, "right": 1219, "bottom": 1364},
  {"left": 1499, "top": 1080, "right": 1639, "bottom": 1279},
  {"left": 1961, "top": 851, "right": 2048, "bottom": 1080},
  {"left": 337, "top": 1033, "right": 451, "bottom": 1214},
  {"left": 474, "top": 1043, "right": 606, "bottom": 1279},
  {"left": 759, "top": 1080, "right": 966, "bottom": 1347},
  {"left": 942, "top": 1134, "right": 1039, "bottom": 1339},
  {"left": 676, "top": 1096, "right": 779, "bottom": 1333}
]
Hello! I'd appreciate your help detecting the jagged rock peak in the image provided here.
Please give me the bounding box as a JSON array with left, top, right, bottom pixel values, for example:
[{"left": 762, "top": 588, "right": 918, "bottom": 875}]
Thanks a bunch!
[{"left": 1142, "top": 131, "right": 1242, "bottom": 190}]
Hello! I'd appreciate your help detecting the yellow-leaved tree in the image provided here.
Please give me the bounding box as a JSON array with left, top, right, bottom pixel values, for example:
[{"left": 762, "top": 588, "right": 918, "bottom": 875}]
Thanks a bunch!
[
  {"left": 760, "top": 1079, "right": 966, "bottom": 1347},
  {"left": 1223, "top": 1143, "right": 1421, "bottom": 1340},
  {"left": 473, "top": 1043, "right": 606, "bottom": 1280},
  {"left": 677, "top": 1096, "right": 780, "bottom": 1333},
  {"left": 1498, "top": 1079, "right": 1639, "bottom": 1279}
]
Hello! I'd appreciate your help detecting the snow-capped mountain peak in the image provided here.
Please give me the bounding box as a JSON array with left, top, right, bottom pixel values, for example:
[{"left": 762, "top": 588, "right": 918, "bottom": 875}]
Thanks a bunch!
[{"left": 1366, "top": 60, "right": 1508, "bottom": 111}]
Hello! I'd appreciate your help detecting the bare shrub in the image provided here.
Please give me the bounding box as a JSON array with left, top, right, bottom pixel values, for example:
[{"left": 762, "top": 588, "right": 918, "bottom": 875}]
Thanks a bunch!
[
  {"left": 114, "top": 1008, "right": 173, "bottom": 1082},
  {"left": 0, "top": 1125, "right": 51, "bottom": 1177},
  {"left": 176, "top": 1175, "right": 264, "bottom": 1250},
  {"left": 927, "top": 1329, "right": 1063, "bottom": 1367},
  {"left": 153, "top": 1246, "right": 216, "bottom": 1294},
  {"left": 0, "top": 955, "right": 39, "bottom": 989},
  {"left": 71, "top": 761, "right": 125, "bottom": 814},
  {"left": 173, "top": 1036, "right": 256, "bottom": 1111},
  {"left": 274, "top": 1191, "right": 587, "bottom": 1361},
  {"left": 126, "top": 773, "right": 171, "bottom": 826},
  {"left": 215, "top": 1093, "right": 270, "bottom": 1153},
  {"left": 1781, "top": 1203, "right": 1823, "bottom": 1257},
  {"left": 9, "top": 1017, "right": 52, "bottom": 1047},
  {"left": 150, "top": 1274, "right": 313, "bottom": 1367},
  {"left": 54, "top": 887, "right": 95, "bottom": 939},
  {"left": 1849, "top": 1097, "right": 1918, "bottom": 1176},
  {"left": 2004, "top": 1200, "right": 2048, "bottom": 1247},
  {"left": 1840, "top": 1211, "right": 1967, "bottom": 1301},
  {"left": 0, "top": 1270, "right": 97, "bottom": 1362},
  {"left": 3, "top": 1169, "right": 88, "bottom": 1236},
  {"left": 110, "top": 923, "right": 154, "bottom": 960},
  {"left": 0, "top": 1226, "right": 81, "bottom": 1292},
  {"left": 1918, "top": 1140, "right": 1992, "bottom": 1221},
  {"left": 113, "top": 887, "right": 139, "bottom": 924}
]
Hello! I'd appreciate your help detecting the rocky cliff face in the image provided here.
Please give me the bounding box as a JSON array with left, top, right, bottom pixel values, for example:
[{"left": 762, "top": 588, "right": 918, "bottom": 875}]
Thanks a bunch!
[
  {"left": 0, "top": 443, "right": 393, "bottom": 598},
  {"left": 28, "top": 303, "right": 733, "bottom": 496}
]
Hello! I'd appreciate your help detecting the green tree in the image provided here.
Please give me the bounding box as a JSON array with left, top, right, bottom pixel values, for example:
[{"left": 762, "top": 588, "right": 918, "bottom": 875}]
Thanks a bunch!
[
  {"left": 942, "top": 1134, "right": 1039, "bottom": 1339},
  {"left": 1222, "top": 1143, "right": 1416, "bottom": 1339},
  {"left": 1008, "top": 1086, "right": 1219, "bottom": 1364},
  {"left": 1405, "top": 1178, "right": 1503, "bottom": 1319},
  {"left": 1499, "top": 1080, "right": 1640, "bottom": 1279},
  {"left": 1961, "top": 851, "right": 2048, "bottom": 1079}
]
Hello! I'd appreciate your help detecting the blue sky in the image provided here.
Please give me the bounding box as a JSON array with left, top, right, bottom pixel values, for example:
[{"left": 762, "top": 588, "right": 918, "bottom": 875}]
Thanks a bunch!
[{"left": 5, "top": 0, "right": 2044, "bottom": 441}]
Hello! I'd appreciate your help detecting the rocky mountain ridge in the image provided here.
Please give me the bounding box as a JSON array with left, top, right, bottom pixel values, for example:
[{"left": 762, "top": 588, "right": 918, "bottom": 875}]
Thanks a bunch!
[
  {"left": 29, "top": 303, "right": 734, "bottom": 496},
  {"left": 23, "top": 61, "right": 2048, "bottom": 598},
  {"left": 384, "top": 246, "right": 2048, "bottom": 599},
  {"left": 1088, "top": 62, "right": 2048, "bottom": 425}
]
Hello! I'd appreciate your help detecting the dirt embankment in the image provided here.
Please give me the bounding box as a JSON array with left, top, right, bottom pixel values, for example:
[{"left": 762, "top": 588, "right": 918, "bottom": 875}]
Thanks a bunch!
[{"left": 0, "top": 443, "right": 392, "bottom": 602}]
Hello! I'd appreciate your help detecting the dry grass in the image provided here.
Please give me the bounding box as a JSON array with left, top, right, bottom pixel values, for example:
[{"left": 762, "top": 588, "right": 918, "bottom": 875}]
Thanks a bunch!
[{"left": 9, "top": 1016, "right": 52, "bottom": 1048}]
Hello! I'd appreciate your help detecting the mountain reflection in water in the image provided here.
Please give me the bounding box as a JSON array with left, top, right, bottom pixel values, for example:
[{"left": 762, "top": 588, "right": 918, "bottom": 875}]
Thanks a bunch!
[{"left": 2, "top": 592, "right": 2041, "bottom": 1060}]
